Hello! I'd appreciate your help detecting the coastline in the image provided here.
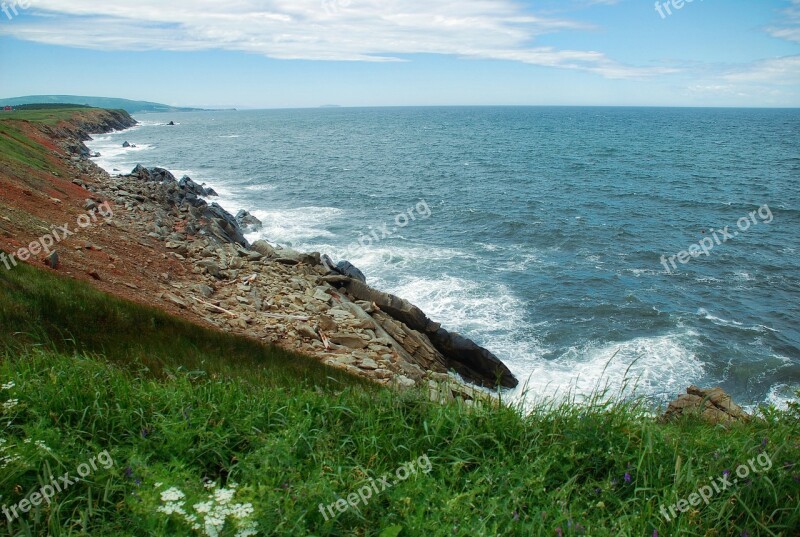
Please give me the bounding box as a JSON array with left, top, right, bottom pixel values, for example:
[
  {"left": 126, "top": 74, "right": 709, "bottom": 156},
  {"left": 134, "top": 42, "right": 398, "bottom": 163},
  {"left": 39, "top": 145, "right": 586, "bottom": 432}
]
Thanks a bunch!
[{"left": 4, "top": 108, "right": 518, "bottom": 399}]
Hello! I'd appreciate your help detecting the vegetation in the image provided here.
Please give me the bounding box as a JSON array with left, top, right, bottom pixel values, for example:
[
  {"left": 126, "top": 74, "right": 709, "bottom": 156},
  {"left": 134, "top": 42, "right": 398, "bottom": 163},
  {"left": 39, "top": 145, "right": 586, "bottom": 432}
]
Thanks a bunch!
[{"left": 0, "top": 255, "right": 798, "bottom": 537}]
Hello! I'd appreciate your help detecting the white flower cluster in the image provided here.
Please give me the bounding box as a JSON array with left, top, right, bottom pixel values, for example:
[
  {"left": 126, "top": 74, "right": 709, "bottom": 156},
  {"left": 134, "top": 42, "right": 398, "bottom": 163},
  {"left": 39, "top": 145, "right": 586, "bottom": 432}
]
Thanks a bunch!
[
  {"left": 156, "top": 482, "right": 258, "bottom": 537},
  {"left": 0, "top": 437, "right": 21, "bottom": 469},
  {"left": 2, "top": 380, "right": 19, "bottom": 414}
]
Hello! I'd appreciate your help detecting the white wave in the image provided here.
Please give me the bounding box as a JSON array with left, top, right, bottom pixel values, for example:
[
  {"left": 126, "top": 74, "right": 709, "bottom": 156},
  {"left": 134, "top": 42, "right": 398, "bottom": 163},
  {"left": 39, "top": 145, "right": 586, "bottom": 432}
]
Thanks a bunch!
[
  {"left": 697, "top": 308, "right": 778, "bottom": 333},
  {"left": 509, "top": 333, "right": 706, "bottom": 407},
  {"left": 764, "top": 383, "right": 800, "bottom": 411},
  {"left": 247, "top": 206, "right": 342, "bottom": 246}
]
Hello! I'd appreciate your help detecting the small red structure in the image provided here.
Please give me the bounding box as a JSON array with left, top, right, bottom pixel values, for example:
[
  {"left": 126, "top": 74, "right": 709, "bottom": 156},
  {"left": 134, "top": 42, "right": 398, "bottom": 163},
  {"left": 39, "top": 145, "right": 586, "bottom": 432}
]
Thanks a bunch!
[{"left": 2, "top": 106, "right": 12, "bottom": 112}]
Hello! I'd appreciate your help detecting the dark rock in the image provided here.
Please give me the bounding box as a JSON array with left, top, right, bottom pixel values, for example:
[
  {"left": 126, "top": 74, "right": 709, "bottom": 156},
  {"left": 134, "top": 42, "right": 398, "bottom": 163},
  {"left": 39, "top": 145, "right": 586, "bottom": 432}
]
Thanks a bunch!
[
  {"left": 129, "top": 165, "right": 176, "bottom": 183},
  {"left": 235, "top": 210, "right": 263, "bottom": 233},
  {"left": 167, "top": 121, "right": 175, "bottom": 126},
  {"left": 43, "top": 251, "right": 59, "bottom": 269},
  {"left": 204, "top": 203, "right": 249, "bottom": 247},
  {"left": 204, "top": 187, "right": 218, "bottom": 197},
  {"left": 334, "top": 260, "right": 366, "bottom": 283},
  {"left": 178, "top": 176, "right": 206, "bottom": 197},
  {"left": 123, "top": 141, "right": 131, "bottom": 148}
]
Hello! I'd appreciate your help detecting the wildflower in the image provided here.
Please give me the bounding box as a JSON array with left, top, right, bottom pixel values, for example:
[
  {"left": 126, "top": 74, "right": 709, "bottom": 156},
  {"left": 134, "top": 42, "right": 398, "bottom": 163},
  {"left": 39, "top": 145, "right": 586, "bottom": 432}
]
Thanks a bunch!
[
  {"left": 723, "top": 469, "right": 731, "bottom": 478},
  {"left": 624, "top": 472, "right": 632, "bottom": 484},
  {"left": 155, "top": 482, "right": 163, "bottom": 488},
  {"left": 2, "top": 399, "right": 19, "bottom": 412},
  {"left": 34, "top": 440, "right": 51, "bottom": 452},
  {"left": 1, "top": 381, "right": 14, "bottom": 391},
  {"left": 160, "top": 487, "right": 186, "bottom": 503},
  {"left": 194, "top": 501, "right": 213, "bottom": 514}
]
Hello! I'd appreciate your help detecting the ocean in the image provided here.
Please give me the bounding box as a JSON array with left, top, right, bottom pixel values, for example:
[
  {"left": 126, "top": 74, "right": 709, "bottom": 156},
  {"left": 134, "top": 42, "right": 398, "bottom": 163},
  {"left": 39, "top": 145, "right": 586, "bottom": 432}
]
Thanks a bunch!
[{"left": 87, "top": 106, "right": 800, "bottom": 408}]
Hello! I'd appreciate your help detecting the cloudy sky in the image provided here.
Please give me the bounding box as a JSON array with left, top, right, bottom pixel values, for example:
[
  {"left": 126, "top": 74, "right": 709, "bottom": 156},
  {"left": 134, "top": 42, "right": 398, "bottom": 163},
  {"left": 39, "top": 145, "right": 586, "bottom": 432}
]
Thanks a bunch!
[{"left": 0, "top": 0, "right": 798, "bottom": 108}]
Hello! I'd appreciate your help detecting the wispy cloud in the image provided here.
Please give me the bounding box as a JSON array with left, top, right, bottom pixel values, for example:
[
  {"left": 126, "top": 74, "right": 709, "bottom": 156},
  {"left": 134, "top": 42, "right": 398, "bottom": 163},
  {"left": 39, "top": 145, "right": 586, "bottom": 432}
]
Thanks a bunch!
[
  {"left": 765, "top": 0, "right": 800, "bottom": 43},
  {"left": 0, "top": 0, "right": 664, "bottom": 78}
]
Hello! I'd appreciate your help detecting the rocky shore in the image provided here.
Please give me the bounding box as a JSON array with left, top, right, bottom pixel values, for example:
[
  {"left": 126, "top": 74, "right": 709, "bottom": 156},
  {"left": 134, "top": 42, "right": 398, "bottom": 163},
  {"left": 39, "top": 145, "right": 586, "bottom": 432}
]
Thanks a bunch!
[{"left": 25, "top": 109, "right": 518, "bottom": 403}]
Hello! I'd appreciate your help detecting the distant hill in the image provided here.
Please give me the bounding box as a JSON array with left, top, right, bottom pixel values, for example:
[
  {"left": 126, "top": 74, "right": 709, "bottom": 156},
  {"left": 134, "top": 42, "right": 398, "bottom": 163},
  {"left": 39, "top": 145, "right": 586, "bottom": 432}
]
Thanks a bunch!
[{"left": 0, "top": 95, "right": 208, "bottom": 114}]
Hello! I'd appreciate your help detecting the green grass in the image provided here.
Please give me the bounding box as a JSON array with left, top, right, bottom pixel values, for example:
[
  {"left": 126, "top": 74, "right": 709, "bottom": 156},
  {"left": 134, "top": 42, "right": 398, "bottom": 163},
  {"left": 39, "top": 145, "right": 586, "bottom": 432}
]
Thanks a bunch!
[
  {"left": 0, "top": 107, "right": 101, "bottom": 125},
  {"left": 1, "top": 257, "right": 799, "bottom": 536},
  {"left": 0, "top": 121, "right": 58, "bottom": 174}
]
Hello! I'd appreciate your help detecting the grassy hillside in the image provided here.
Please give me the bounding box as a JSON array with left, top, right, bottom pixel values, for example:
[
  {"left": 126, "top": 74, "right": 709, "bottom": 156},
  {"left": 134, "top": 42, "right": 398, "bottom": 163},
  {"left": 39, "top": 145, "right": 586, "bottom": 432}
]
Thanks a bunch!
[
  {"left": 1, "top": 257, "right": 799, "bottom": 536},
  {"left": 0, "top": 96, "right": 207, "bottom": 114}
]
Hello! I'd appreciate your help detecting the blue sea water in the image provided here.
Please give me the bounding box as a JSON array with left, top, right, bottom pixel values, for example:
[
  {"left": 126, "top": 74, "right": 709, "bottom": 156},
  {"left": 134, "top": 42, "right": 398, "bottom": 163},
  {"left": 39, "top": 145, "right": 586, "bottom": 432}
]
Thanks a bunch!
[{"left": 88, "top": 107, "right": 800, "bottom": 408}]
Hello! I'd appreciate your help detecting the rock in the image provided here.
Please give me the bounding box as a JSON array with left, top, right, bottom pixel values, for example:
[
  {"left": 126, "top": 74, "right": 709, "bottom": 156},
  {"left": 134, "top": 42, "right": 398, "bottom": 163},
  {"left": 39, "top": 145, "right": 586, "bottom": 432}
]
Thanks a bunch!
[
  {"left": 313, "top": 288, "right": 331, "bottom": 303},
  {"left": 359, "top": 358, "right": 379, "bottom": 370},
  {"left": 178, "top": 176, "right": 207, "bottom": 197},
  {"left": 318, "top": 315, "right": 337, "bottom": 332},
  {"left": 330, "top": 333, "right": 368, "bottom": 349},
  {"left": 129, "top": 165, "right": 176, "bottom": 183},
  {"left": 662, "top": 386, "right": 751, "bottom": 425},
  {"left": 88, "top": 270, "right": 101, "bottom": 280},
  {"left": 396, "top": 375, "right": 416, "bottom": 388},
  {"left": 334, "top": 260, "right": 367, "bottom": 283},
  {"left": 122, "top": 141, "right": 131, "bottom": 148},
  {"left": 197, "top": 260, "right": 223, "bottom": 279},
  {"left": 272, "top": 245, "right": 320, "bottom": 266},
  {"left": 204, "top": 203, "right": 249, "bottom": 247},
  {"left": 168, "top": 121, "right": 175, "bottom": 126},
  {"left": 235, "top": 210, "right": 263, "bottom": 233},
  {"left": 250, "top": 240, "right": 277, "bottom": 258},
  {"left": 165, "top": 293, "right": 187, "bottom": 309},
  {"left": 197, "top": 284, "right": 214, "bottom": 298},
  {"left": 43, "top": 251, "right": 59, "bottom": 269},
  {"left": 296, "top": 323, "right": 319, "bottom": 340}
]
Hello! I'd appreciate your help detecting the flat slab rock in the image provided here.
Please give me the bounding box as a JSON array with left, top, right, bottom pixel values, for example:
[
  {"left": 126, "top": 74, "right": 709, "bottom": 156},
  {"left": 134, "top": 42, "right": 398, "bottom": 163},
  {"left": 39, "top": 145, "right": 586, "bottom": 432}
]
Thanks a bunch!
[{"left": 662, "top": 386, "right": 751, "bottom": 425}]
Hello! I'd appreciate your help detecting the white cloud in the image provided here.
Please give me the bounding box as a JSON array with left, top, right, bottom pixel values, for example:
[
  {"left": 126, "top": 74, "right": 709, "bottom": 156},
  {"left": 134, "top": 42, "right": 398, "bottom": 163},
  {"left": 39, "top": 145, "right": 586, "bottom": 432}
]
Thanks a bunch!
[
  {"left": 723, "top": 55, "right": 800, "bottom": 84},
  {"left": 0, "top": 0, "right": 663, "bottom": 78},
  {"left": 766, "top": 0, "right": 800, "bottom": 43}
]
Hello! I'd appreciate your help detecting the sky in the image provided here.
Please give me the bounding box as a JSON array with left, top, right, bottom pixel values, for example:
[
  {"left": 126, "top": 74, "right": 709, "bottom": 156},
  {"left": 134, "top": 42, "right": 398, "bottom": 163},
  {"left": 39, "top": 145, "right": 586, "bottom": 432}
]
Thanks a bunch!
[{"left": 0, "top": 0, "right": 799, "bottom": 108}]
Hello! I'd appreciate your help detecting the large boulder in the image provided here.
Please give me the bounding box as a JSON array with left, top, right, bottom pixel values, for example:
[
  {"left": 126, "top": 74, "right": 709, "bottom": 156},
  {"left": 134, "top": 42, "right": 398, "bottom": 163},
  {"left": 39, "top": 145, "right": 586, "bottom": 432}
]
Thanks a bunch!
[
  {"left": 334, "top": 260, "right": 367, "bottom": 283},
  {"left": 129, "top": 165, "right": 176, "bottom": 183},
  {"left": 662, "top": 386, "right": 750, "bottom": 425},
  {"left": 235, "top": 210, "right": 263, "bottom": 233},
  {"left": 250, "top": 240, "right": 277, "bottom": 258},
  {"left": 178, "top": 176, "right": 207, "bottom": 197},
  {"left": 202, "top": 203, "right": 249, "bottom": 247}
]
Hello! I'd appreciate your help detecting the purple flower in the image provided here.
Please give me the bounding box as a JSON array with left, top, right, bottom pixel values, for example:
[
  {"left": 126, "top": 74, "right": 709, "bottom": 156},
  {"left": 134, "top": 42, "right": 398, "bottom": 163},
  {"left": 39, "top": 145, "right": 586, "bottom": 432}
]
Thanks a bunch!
[
  {"left": 512, "top": 511, "right": 519, "bottom": 522},
  {"left": 556, "top": 528, "right": 563, "bottom": 537},
  {"left": 723, "top": 469, "right": 731, "bottom": 477},
  {"left": 624, "top": 472, "right": 632, "bottom": 484},
  {"left": 653, "top": 531, "right": 659, "bottom": 537}
]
